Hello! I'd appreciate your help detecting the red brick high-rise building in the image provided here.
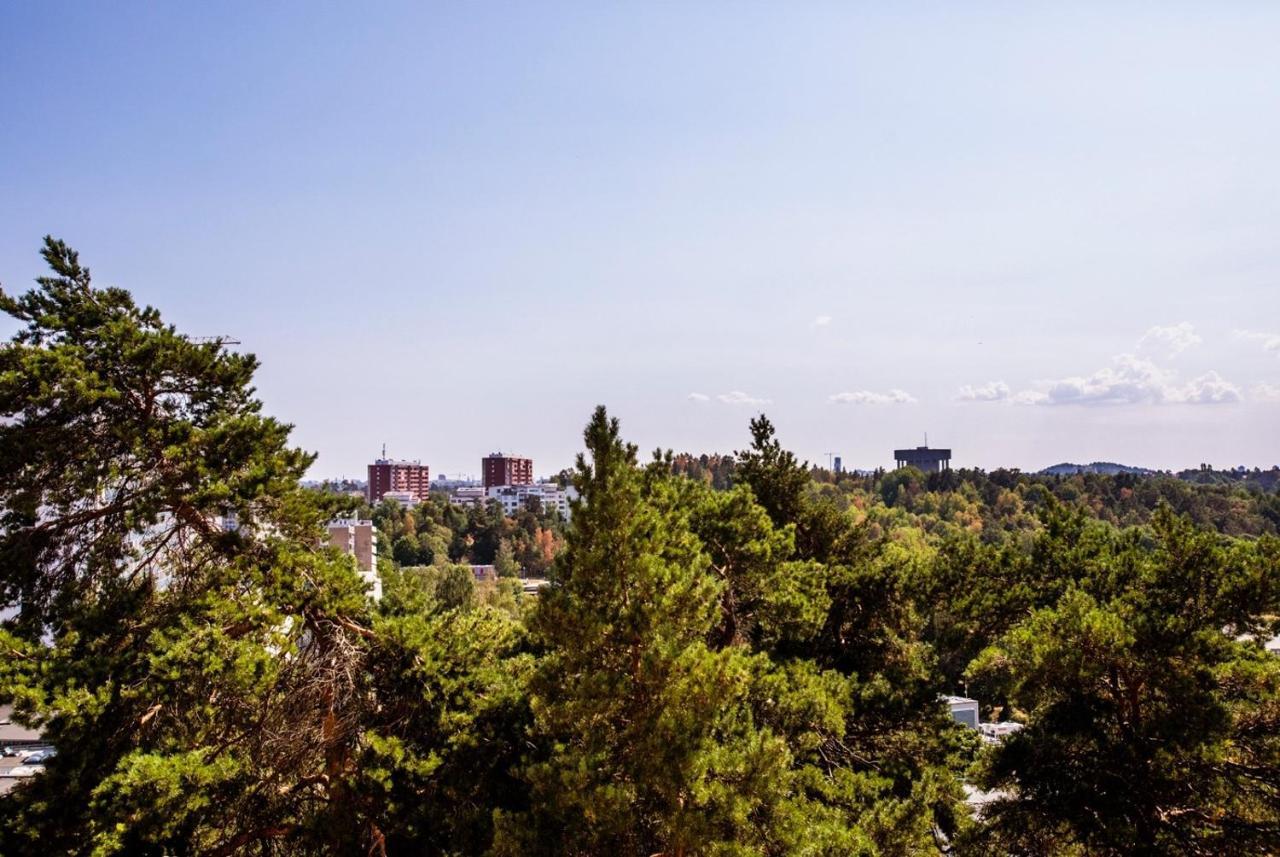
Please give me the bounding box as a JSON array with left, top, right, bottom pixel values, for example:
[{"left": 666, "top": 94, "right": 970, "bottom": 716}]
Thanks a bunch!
[
  {"left": 482, "top": 453, "right": 533, "bottom": 489},
  {"left": 367, "top": 458, "right": 431, "bottom": 503}
]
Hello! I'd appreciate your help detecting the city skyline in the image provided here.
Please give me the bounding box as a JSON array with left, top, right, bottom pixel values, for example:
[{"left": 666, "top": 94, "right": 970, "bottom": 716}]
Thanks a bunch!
[{"left": 2, "top": 3, "right": 1277, "bottom": 478}]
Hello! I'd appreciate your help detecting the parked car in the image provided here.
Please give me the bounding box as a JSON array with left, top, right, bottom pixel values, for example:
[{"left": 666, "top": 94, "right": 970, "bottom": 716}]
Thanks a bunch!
[
  {"left": 16, "top": 747, "right": 53, "bottom": 761},
  {"left": 7, "top": 764, "right": 45, "bottom": 777},
  {"left": 21, "top": 749, "right": 54, "bottom": 764}
]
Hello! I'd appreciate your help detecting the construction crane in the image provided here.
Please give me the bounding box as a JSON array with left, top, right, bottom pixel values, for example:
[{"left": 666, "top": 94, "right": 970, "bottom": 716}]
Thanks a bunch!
[{"left": 189, "top": 335, "right": 242, "bottom": 346}]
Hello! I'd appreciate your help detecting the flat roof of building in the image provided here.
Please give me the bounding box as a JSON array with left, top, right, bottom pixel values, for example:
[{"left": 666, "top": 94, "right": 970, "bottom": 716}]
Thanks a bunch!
[
  {"left": 0, "top": 707, "right": 42, "bottom": 744},
  {"left": 894, "top": 447, "right": 952, "bottom": 458}
]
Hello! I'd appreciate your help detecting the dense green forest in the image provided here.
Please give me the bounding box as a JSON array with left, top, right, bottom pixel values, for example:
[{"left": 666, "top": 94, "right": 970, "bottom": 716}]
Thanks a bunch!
[
  {"left": 1, "top": 240, "right": 1278, "bottom": 855},
  {"left": 358, "top": 493, "right": 565, "bottom": 577},
  {"left": 357, "top": 455, "right": 1280, "bottom": 585}
]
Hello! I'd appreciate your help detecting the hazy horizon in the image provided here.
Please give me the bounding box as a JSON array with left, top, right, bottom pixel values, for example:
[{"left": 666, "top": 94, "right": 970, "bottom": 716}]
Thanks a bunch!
[{"left": 3, "top": 3, "right": 1277, "bottom": 478}]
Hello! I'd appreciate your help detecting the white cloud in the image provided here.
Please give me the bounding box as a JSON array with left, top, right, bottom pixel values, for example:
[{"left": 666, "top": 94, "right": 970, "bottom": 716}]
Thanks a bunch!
[
  {"left": 1037, "top": 354, "right": 1174, "bottom": 406},
  {"left": 956, "top": 381, "right": 1011, "bottom": 402},
  {"left": 1136, "top": 322, "right": 1201, "bottom": 357},
  {"left": 829, "top": 389, "right": 917, "bottom": 405},
  {"left": 960, "top": 354, "right": 1242, "bottom": 407},
  {"left": 1174, "top": 371, "right": 1242, "bottom": 404},
  {"left": 690, "top": 390, "right": 772, "bottom": 405},
  {"left": 1252, "top": 383, "right": 1280, "bottom": 403},
  {"left": 1234, "top": 329, "right": 1280, "bottom": 355},
  {"left": 717, "top": 390, "right": 771, "bottom": 406},
  {"left": 811, "top": 315, "right": 832, "bottom": 327}
]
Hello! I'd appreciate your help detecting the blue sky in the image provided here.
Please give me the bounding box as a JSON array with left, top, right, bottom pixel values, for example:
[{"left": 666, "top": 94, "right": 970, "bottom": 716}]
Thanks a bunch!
[{"left": 2, "top": 3, "right": 1277, "bottom": 478}]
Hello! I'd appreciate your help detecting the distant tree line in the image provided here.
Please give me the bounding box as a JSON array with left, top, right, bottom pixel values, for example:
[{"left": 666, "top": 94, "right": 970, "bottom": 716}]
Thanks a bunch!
[
  {"left": 665, "top": 457, "right": 1280, "bottom": 539},
  {"left": 344, "top": 493, "right": 565, "bottom": 578}
]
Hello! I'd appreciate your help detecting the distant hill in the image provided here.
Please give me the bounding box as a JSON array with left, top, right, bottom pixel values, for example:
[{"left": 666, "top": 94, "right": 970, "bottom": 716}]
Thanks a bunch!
[
  {"left": 1037, "top": 463, "right": 1280, "bottom": 492},
  {"left": 1039, "top": 462, "right": 1158, "bottom": 477}
]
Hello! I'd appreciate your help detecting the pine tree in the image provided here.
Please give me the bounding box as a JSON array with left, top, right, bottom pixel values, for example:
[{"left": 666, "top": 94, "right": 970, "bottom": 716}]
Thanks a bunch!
[
  {"left": 495, "top": 407, "right": 806, "bottom": 855},
  {"left": 965, "top": 510, "right": 1280, "bottom": 855},
  {"left": 354, "top": 562, "right": 533, "bottom": 854},
  {"left": 733, "top": 414, "right": 969, "bottom": 851},
  {"left": 0, "top": 238, "right": 378, "bottom": 854}
]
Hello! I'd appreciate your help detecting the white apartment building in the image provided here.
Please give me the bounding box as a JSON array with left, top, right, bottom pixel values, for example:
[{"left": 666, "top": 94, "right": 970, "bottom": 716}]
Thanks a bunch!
[
  {"left": 449, "top": 483, "right": 576, "bottom": 519},
  {"left": 451, "top": 486, "right": 487, "bottom": 505},
  {"left": 486, "top": 483, "right": 576, "bottom": 518},
  {"left": 943, "top": 695, "right": 980, "bottom": 729},
  {"left": 326, "top": 517, "right": 383, "bottom": 601}
]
